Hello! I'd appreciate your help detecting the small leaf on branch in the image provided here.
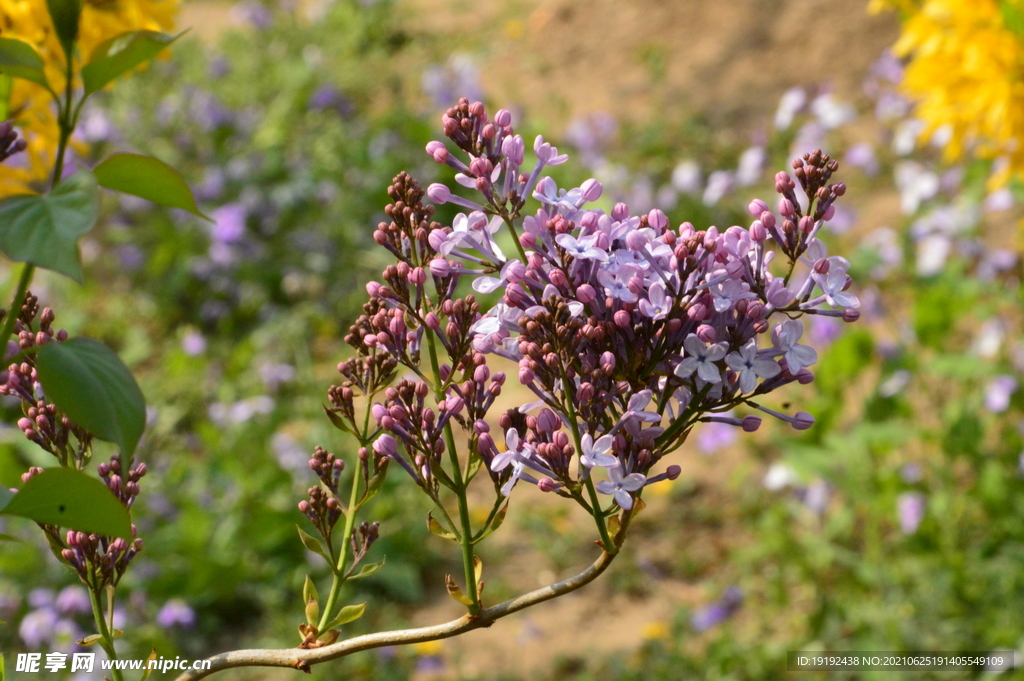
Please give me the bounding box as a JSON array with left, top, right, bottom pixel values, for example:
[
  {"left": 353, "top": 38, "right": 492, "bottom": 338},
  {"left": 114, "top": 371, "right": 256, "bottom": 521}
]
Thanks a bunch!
[
  {"left": 93, "top": 153, "right": 206, "bottom": 218},
  {"left": 427, "top": 512, "right": 458, "bottom": 541},
  {"left": 445, "top": 575, "right": 474, "bottom": 606},
  {"left": 0, "top": 172, "right": 99, "bottom": 282},
  {"left": 139, "top": 649, "right": 159, "bottom": 681},
  {"left": 302, "top": 575, "right": 319, "bottom": 607},
  {"left": 322, "top": 602, "right": 366, "bottom": 630},
  {"left": 296, "top": 526, "right": 330, "bottom": 563},
  {"left": 304, "top": 596, "right": 319, "bottom": 627},
  {"left": 36, "top": 337, "right": 146, "bottom": 456},
  {"left": 2, "top": 468, "right": 132, "bottom": 539},
  {"left": 45, "top": 0, "right": 81, "bottom": 60},
  {"left": 348, "top": 557, "right": 385, "bottom": 580},
  {"left": 0, "top": 37, "right": 51, "bottom": 91},
  {"left": 472, "top": 501, "right": 508, "bottom": 544},
  {"left": 82, "top": 30, "right": 181, "bottom": 95},
  {"left": 0, "top": 533, "right": 20, "bottom": 542},
  {"left": 322, "top": 405, "right": 349, "bottom": 433},
  {"left": 473, "top": 555, "right": 483, "bottom": 584},
  {"left": 76, "top": 634, "right": 104, "bottom": 646}
]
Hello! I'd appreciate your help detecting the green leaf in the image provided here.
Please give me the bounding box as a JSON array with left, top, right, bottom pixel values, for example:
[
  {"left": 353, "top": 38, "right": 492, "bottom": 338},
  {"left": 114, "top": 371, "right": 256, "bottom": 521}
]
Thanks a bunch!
[
  {"left": 77, "top": 634, "right": 104, "bottom": 647},
  {"left": 0, "top": 173, "right": 99, "bottom": 282},
  {"left": 427, "top": 512, "right": 458, "bottom": 541},
  {"left": 36, "top": 337, "right": 146, "bottom": 456},
  {"left": 296, "top": 526, "right": 331, "bottom": 563},
  {"left": 444, "top": 575, "right": 474, "bottom": 606},
  {"left": 304, "top": 596, "right": 319, "bottom": 627},
  {"left": 46, "top": 0, "right": 81, "bottom": 60},
  {"left": 0, "top": 485, "right": 12, "bottom": 513},
  {"left": 302, "top": 575, "right": 319, "bottom": 607},
  {"left": 138, "top": 649, "right": 158, "bottom": 681},
  {"left": 348, "top": 556, "right": 385, "bottom": 580},
  {"left": 82, "top": 31, "right": 179, "bottom": 95},
  {"left": 322, "top": 602, "right": 366, "bottom": 631},
  {"left": 0, "top": 37, "right": 51, "bottom": 91},
  {"left": 1, "top": 468, "right": 132, "bottom": 539},
  {"left": 0, "top": 74, "right": 12, "bottom": 119},
  {"left": 93, "top": 153, "right": 206, "bottom": 218},
  {"left": 0, "top": 533, "right": 20, "bottom": 542}
]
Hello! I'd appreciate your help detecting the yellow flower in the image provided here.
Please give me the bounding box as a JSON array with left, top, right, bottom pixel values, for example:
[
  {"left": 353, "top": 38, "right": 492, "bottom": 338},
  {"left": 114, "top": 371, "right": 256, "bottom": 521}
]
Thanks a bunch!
[
  {"left": 880, "top": 0, "right": 1024, "bottom": 187},
  {"left": 0, "top": 0, "right": 178, "bottom": 195}
]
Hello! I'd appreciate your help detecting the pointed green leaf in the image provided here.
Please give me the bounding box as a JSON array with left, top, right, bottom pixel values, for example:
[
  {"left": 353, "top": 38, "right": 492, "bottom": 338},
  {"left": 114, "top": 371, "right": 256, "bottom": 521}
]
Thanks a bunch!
[
  {"left": 0, "top": 172, "right": 98, "bottom": 282},
  {"left": 444, "top": 575, "right": 474, "bottom": 606},
  {"left": 296, "top": 526, "right": 331, "bottom": 562},
  {"left": 77, "top": 633, "right": 104, "bottom": 647},
  {"left": 302, "top": 575, "right": 319, "bottom": 607},
  {"left": 323, "top": 602, "right": 365, "bottom": 631},
  {"left": 427, "top": 512, "right": 458, "bottom": 541},
  {"left": 46, "top": 0, "right": 81, "bottom": 60},
  {"left": 322, "top": 404, "right": 350, "bottom": 433},
  {"left": 304, "top": 597, "right": 319, "bottom": 628},
  {"left": 2, "top": 468, "right": 131, "bottom": 538},
  {"left": 36, "top": 337, "right": 146, "bottom": 456},
  {"left": 93, "top": 153, "right": 205, "bottom": 218},
  {"left": 348, "top": 556, "right": 385, "bottom": 580},
  {"left": 0, "top": 533, "right": 20, "bottom": 542},
  {"left": 0, "top": 484, "right": 13, "bottom": 513},
  {"left": 138, "top": 649, "right": 159, "bottom": 681},
  {"left": 83, "top": 31, "right": 179, "bottom": 95},
  {"left": 0, "top": 38, "right": 50, "bottom": 91}
]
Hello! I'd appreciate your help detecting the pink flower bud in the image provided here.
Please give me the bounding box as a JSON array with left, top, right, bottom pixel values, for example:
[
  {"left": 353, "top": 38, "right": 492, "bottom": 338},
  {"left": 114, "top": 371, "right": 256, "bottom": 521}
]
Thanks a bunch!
[
  {"left": 373, "top": 434, "right": 398, "bottom": 457},
  {"left": 792, "top": 412, "right": 815, "bottom": 430},
  {"left": 576, "top": 284, "right": 597, "bottom": 303},
  {"left": 823, "top": 204, "right": 835, "bottom": 221},
  {"left": 537, "top": 408, "right": 559, "bottom": 432},
  {"left": 474, "top": 365, "right": 490, "bottom": 383},
  {"left": 750, "top": 221, "right": 767, "bottom": 242},
  {"left": 696, "top": 324, "right": 716, "bottom": 342},
  {"left": 778, "top": 197, "right": 796, "bottom": 217},
  {"left": 581, "top": 178, "right": 603, "bottom": 202},
  {"left": 797, "top": 369, "right": 814, "bottom": 385},
  {"left": 748, "top": 199, "right": 770, "bottom": 217},
  {"left": 742, "top": 415, "right": 762, "bottom": 432},
  {"left": 520, "top": 232, "right": 536, "bottom": 248},
  {"left": 552, "top": 431, "right": 569, "bottom": 448},
  {"left": 482, "top": 123, "right": 497, "bottom": 139},
  {"left": 538, "top": 477, "right": 559, "bottom": 493},
  {"left": 477, "top": 432, "right": 494, "bottom": 453},
  {"left": 814, "top": 258, "right": 830, "bottom": 274},
  {"left": 365, "top": 281, "right": 381, "bottom": 297},
  {"left": 446, "top": 395, "right": 465, "bottom": 415},
  {"left": 469, "top": 101, "right": 485, "bottom": 117},
  {"left": 746, "top": 301, "right": 766, "bottom": 319},
  {"left": 494, "top": 109, "right": 512, "bottom": 127},
  {"left": 614, "top": 310, "right": 632, "bottom": 328},
  {"left": 600, "top": 351, "right": 616, "bottom": 371},
  {"left": 647, "top": 209, "right": 668, "bottom": 230},
  {"left": 409, "top": 267, "right": 427, "bottom": 285},
  {"left": 426, "top": 141, "right": 449, "bottom": 163},
  {"left": 429, "top": 258, "right": 450, "bottom": 277},
  {"left": 612, "top": 202, "right": 629, "bottom": 221},
  {"left": 519, "top": 366, "right": 536, "bottom": 384},
  {"left": 799, "top": 216, "right": 815, "bottom": 233},
  {"left": 625, "top": 230, "right": 649, "bottom": 251},
  {"left": 549, "top": 268, "right": 567, "bottom": 287},
  {"left": 371, "top": 403, "right": 388, "bottom": 422},
  {"left": 470, "top": 157, "right": 493, "bottom": 177},
  {"left": 843, "top": 308, "right": 860, "bottom": 323},
  {"left": 427, "top": 183, "right": 451, "bottom": 204},
  {"left": 666, "top": 465, "right": 682, "bottom": 480}
]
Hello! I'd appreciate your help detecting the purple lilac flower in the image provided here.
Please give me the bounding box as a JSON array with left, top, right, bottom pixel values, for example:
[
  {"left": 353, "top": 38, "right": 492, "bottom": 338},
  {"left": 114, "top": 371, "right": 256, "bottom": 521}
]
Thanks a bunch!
[
  {"left": 897, "top": 492, "right": 926, "bottom": 534},
  {"left": 156, "top": 599, "right": 196, "bottom": 628},
  {"left": 596, "top": 467, "right": 646, "bottom": 510},
  {"left": 211, "top": 203, "right": 247, "bottom": 243},
  {"left": 55, "top": 586, "right": 91, "bottom": 616},
  {"left": 985, "top": 375, "right": 1017, "bottom": 413},
  {"left": 20, "top": 607, "right": 58, "bottom": 648},
  {"left": 691, "top": 586, "right": 743, "bottom": 632},
  {"left": 695, "top": 422, "right": 737, "bottom": 455},
  {"left": 844, "top": 143, "right": 879, "bottom": 176}
]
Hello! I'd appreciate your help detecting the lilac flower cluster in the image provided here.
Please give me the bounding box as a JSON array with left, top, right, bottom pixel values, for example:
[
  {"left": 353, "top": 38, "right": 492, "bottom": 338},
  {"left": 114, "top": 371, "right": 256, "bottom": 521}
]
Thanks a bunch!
[
  {"left": 376, "top": 98, "right": 860, "bottom": 514},
  {"left": 0, "top": 298, "right": 92, "bottom": 468}
]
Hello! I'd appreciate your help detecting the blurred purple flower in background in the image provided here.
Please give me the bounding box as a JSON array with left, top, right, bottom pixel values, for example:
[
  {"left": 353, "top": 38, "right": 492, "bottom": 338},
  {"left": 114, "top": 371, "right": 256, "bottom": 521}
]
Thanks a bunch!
[
  {"left": 985, "top": 375, "right": 1017, "bottom": 413},
  {"left": 897, "top": 492, "right": 925, "bottom": 534},
  {"left": 211, "top": 203, "right": 247, "bottom": 244},
  {"left": 181, "top": 331, "right": 207, "bottom": 356},
  {"left": 422, "top": 56, "right": 481, "bottom": 110},
  {"left": 55, "top": 586, "right": 91, "bottom": 616},
  {"left": 691, "top": 586, "right": 743, "bottom": 632},
  {"left": 156, "top": 599, "right": 196, "bottom": 628},
  {"left": 19, "top": 607, "right": 58, "bottom": 648},
  {"left": 696, "top": 422, "right": 737, "bottom": 455}
]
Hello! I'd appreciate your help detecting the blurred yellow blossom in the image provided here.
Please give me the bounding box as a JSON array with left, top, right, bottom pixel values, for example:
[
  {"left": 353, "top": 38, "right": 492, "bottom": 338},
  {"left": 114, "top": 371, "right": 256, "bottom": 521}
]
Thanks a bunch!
[
  {"left": 0, "top": 0, "right": 178, "bottom": 195},
  {"left": 875, "top": 0, "right": 1024, "bottom": 187}
]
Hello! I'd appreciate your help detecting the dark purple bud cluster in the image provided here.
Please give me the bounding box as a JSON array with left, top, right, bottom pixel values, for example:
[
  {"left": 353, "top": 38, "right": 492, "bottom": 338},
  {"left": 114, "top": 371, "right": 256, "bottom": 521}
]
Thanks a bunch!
[
  {"left": 344, "top": 521, "right": 380, "bottom": 578},
  {"left": 371, "top": 172, "right": 447, "bottom": 269},
  {"left": 61, "top": 525, "right": 143, "bottom": 590},
  {"left": 97, "top": 455, "right": 147, "bottom": 509},
  {"left": 768, "top": 148, "right": 847, "bottom": 262},
  {"left": 299, "top": 446, "right": 346, "bottom": 542},
  {"left": 0, "top": 121, "right": 27, "bottom": 164},
  {"left": 1, "top": 300, "right": 90, "bottom": 467}
]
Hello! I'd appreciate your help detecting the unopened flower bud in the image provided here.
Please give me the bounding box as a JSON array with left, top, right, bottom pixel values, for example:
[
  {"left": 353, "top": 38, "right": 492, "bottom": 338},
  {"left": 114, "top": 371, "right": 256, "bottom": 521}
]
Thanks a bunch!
[
  {"left": 538, "top": 477, "right": 558, "bottom": 493},
  {"left": 580, "top": 178, "right": 603, "bottom": 202},
  {"left": 373, "top": 434, "right": 398, "bottom": 457},
  {"left": 748, "top": 199, "right": 770, "bottom": 217},
  {"left": 799, "top": 216, "right": 815, "bottom": 233},
  {"left": 576, "top": 284, "right": 596, "bottom": 303},
  {"left": 614, "top": 310, "right": 631, "bottom": 328},
  {"left": 792, "top": 412, "right": 815, "bottom": 430},
  {"left": 666, "top": 465, "right": 682, "bottom": 480},
  {"left": 696, "top": 324, "right": 716, "bottom": 342},
  {"left": 611, "top": 202, "right": 629, "bottom": 221},
  {"left": 537, "top": 408, "right": 559, "bottom": 432},
  {"left": 477, "top": 432, "right": 494, "bottom": 453},
  {"left": 742, "top": 415, "right": 762, "bottom": 432},
  {"left": 427, "top": 183, "right": 451, "bottom": 204},
  {"left": 843, "top": 308, "right": 860, "bottom": 323},
  {"left": 625, "top": 231, "right": 649, "bottom": 251}
]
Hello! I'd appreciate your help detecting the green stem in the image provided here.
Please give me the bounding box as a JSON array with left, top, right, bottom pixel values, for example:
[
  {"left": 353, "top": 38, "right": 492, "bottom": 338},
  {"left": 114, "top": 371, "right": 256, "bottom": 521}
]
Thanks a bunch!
[
  {"left": 503, "top": 216, "right": 529, "bottom": 263},
  {"left": 559, "top": 370, "right": 616, "bottom": 553},
  {"left": 0, "top": 262, "right": 34, "bottom": 350},
  {"left": 87, "top": 586, "right": 125, "bottom": 681},
  {"left": 424, "top": 331, "right": 480, "bottom": 614},
  {"left": 317, "top": 456, "right": 363, "bottom": 633}
]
